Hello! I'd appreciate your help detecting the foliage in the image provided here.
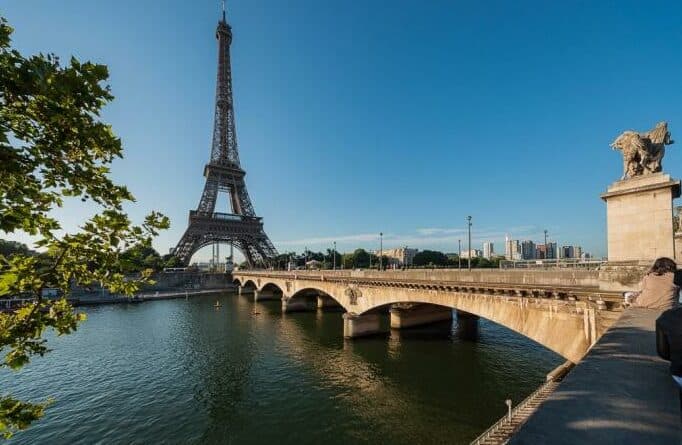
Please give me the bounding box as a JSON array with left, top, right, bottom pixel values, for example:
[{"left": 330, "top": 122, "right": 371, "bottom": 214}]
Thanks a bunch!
[
  {"left": 412, "top": 250, "right": 450, "bottom": 267},
  {"left": 119, "top": 244, "right": 166, "bottom": 273},
  {"left": 0, "top": 241, "right": 35, "bottom": 259},
  {"left": 0, "top": 17, "right": 168, "bottom": 439}
]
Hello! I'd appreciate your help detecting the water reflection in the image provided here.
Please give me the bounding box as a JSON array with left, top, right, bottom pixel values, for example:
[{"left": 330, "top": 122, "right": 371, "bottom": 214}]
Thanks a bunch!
[{"left": 4, "top": 293, "right": 562, "bottom": 445}]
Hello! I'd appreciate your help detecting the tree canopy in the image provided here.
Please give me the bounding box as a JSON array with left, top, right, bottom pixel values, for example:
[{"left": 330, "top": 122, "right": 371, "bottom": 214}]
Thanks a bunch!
[
  {"left": 412, "top": 250, "right": 450, "bottom": 267},
  {"left": 0, "top": 17, "right": 168, "bottom": 439}
]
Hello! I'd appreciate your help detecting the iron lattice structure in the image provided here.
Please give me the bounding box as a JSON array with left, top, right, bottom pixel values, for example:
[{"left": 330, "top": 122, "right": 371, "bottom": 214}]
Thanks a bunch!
[{"left": 174, "top": 11, "right": 277, "bottom": 267}]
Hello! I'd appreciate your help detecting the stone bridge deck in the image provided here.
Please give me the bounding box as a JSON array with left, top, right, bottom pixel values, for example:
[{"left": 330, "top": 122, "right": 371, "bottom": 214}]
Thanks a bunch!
[
  {"left": 233, "top": 269, "right": 625, "bottom": 363},
  {"left": 509, "top": 308, "right": 680, "bottom": 444}
]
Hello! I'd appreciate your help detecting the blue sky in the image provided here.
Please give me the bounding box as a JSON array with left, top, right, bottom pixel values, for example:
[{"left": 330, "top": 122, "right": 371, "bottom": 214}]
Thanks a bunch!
[{"left": 3, "top": 0, "right": 681, "bottom": 260}]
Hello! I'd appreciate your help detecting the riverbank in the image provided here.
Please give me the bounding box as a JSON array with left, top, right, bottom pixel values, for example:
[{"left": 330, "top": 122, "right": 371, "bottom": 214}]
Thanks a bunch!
[
  {"left": 0, "top": 287, "right": 236, "bottom": 312},
  {"left": 75, "top": 287, "right": 235, "bottom": 306}
]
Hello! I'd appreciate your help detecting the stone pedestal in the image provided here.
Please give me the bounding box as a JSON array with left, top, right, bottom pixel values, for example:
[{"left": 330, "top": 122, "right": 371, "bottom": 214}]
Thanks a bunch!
[
  {"left": 343, "top": 313, "right": 385, "bottom": 338},
  {"left": 598, "top": 261, "right": 650, "bottom": 292},
  {"left": 389, "top": 304, "right": 452, "bottom": 329},
  {"left": 601, "top": 173, "right": 680, "bottom": 261}
]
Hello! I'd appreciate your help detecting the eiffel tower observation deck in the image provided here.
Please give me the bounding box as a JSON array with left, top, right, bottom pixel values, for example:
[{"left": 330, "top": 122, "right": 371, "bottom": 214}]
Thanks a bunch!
[{"left": 173, "top": 4, "right": 277, "bottom": 267}]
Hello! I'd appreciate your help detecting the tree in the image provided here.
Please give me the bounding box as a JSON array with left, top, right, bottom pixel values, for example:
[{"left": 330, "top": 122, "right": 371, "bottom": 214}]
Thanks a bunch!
[
  {"left": 412, "top": 250, "right": 449, "bottom": 267},
  {"left": 0, "top": 240, "right": 35, "bottom": 258},
  {"left": 324, "top": 249, "right": 342, "bottom": 269},
  {"left": 340, "top": 253, "right": 351, "bottom": 269},
  {"left": 161, "top": 254, "right": 181, "bottom": 269},
  {"left": 0, "top": 18, "right": 168, "bottom": 439},
  {"left": 351, "top": 249, "right": 370, "bottom": 268},
  {"left": 119, "top": 245, "right": 163, "bottom": 273}
]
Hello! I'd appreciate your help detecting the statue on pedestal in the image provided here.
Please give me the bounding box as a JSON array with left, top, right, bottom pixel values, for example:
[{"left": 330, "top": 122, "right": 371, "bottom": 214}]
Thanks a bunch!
[{"left": 611, "top": 121, "right": 674, "bottom": 180}]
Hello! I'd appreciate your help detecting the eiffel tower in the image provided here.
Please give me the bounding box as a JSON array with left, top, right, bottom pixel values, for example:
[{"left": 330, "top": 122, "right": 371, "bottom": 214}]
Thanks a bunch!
[{"left": 173, "top": 4, "right": 277, "bottom": 267}]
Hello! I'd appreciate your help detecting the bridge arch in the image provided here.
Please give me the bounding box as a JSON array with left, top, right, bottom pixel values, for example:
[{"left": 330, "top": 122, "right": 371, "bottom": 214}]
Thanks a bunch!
[
  {"left": 289, "top": 287, "right": 345, "bottom": 309},
  {"left": 242, "top": 279, "right": 258, "bottom": 290},
  {"left": 353, "top": 290, "right": 592, "bottom": 363}
]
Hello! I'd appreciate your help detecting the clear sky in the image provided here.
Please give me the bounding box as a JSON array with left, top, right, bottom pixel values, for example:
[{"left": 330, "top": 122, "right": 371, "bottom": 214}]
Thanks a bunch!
[{"left": 3, "top": 0, "right": 681, "bottom": 261}]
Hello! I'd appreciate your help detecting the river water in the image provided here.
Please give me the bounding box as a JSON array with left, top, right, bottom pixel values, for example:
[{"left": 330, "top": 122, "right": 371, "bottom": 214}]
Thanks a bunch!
[{"left": 4, "top": 293, "right": 561, "bottom": 444}]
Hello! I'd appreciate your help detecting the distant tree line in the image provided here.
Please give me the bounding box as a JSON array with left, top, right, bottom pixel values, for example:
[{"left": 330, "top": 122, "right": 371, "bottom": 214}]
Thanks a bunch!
[
  {"left": 262, "top": 247, "right": 503, "bottom": 270},
  {"left": 3, "top": 238, "right": 504, "bottom": 272},
  {"left": 1, "top": 239, "right": 179, "bottom": 274}
]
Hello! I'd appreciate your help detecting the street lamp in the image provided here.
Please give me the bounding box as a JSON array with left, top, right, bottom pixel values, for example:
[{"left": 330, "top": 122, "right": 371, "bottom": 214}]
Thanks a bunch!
[
  {"left": 458, "top": 239, "right": 462, "bottom": 270},
  {"left": 467, "top": 216, "right": 472, "bottom": 271},
  {"left": 333, "top": 241, "right": 337, "bottom": 270},
  {"left": 379, "top": 232, "right": 383, "bottom": 271}
]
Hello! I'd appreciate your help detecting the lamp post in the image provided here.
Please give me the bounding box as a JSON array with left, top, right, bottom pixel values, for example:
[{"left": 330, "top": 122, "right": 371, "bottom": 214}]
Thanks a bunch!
[
  {"left": 333, "top": 241, "right": 336, "bottom": 270},
  {"left": 458, "top": 239, "right": 462, "bottom": 270},
  {"left": 379, "top": 232, "right": 383, "bottom": 271},
  {"left": 467, "top": 216, "right": 472, "bottom": 271}
]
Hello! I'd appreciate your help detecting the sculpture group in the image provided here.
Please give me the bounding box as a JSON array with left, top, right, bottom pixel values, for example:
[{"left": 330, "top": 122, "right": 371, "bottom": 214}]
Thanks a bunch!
[{"left": 611, "top": 121, "right": 674, "bottom": 180}]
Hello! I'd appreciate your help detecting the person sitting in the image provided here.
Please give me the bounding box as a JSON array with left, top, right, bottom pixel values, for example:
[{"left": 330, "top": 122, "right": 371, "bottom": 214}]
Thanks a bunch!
[
  {"left": 656, "top": 306, "right": 682, "bottom": 421},
  {"left": 629, "top": 257, "right": 680, "bottom": 310}
]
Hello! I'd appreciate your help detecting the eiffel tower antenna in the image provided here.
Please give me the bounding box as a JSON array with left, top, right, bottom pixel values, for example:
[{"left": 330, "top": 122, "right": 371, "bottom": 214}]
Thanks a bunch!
[{"left": 173, "top": 6, "right": 277, "bottom": 267}]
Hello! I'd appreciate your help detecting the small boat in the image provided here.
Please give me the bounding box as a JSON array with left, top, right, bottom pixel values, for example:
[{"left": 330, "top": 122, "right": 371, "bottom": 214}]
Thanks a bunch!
[{"left": 214, "top": 301, "right": 222, "bottom": 308}]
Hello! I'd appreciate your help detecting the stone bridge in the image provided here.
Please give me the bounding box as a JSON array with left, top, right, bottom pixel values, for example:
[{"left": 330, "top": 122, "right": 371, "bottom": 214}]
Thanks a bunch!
[{"left": 232, "top": 269, "right": 624, "bottom": 363}]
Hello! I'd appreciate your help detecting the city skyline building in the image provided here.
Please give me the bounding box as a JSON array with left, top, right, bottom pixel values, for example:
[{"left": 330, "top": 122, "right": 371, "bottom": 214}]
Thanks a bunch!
[
  {"left": 521, "top": 240, "right": 536, "bottom": 260},
  {"left": 378, "top": 247, "right": 418, "bottom": 266},
  {"left": 459, "top": 249, "right": 482, "bottom": 260},
  {"left": 483, "top": 241, "right": 494, "bottom": 259}
]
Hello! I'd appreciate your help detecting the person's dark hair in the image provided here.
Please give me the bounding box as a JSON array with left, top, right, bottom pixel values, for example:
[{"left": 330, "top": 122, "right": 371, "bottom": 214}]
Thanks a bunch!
[{"left": 649, "top": 257, "right": 678, "bottom": 275}]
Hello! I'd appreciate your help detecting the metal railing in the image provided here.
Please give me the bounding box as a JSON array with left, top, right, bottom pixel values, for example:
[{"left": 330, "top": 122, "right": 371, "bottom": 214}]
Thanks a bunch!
[{"left": 469, "top": 379, "right": 559, "bottom": 445}]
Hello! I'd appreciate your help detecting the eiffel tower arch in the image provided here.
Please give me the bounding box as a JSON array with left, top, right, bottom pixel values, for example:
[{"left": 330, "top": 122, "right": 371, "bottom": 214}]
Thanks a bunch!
[{"left": 173, "top": 6, "right": 277, "bottom": 267}]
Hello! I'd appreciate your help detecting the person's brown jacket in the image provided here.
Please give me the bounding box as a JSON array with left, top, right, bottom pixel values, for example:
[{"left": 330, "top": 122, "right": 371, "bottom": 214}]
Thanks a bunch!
[{"left": 633, "top": 272, "right": 680, "bottom": 310}]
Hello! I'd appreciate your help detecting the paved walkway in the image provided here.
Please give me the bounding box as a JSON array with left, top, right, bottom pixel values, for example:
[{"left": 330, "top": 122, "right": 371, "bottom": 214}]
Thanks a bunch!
[{"left": 509, "top": 308, "right": 680, "bottom": 444}]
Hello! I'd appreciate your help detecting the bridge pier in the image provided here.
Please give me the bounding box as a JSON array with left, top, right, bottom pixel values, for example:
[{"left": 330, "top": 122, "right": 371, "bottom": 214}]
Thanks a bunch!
[
  {"left": 281, "top": 297, "right": 314, "bottom": 313},
  {"left": 389, "top": 304, "right": 453, "bottom": 329},
  {"left": 456, "top": 310, "right": 480, "bottom": 340},
  {"left": 317, "top": 294, "right": 341, "bottom": 309},
  {"left": 343, "top": 313, "right": 386, "bottom": 338},
  {"left": 254, "top": 289, "right": 280, "bottom": 302},
  {"left": 238, "top": 285, "right": 255, "bottom": 296}
]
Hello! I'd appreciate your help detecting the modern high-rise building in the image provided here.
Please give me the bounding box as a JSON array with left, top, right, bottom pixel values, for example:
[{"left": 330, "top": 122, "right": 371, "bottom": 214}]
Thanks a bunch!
[
  {"left": 483, "top": 242, "right": 494, "bottom": 259},
  {"left": 521, "top": 240, "right": 536, "bottom": 260},
  {"left": 547, "top": 242, "right": 557, "bottom": 259},
  {"left": 536, "top": 242, "right": 557, "bottom": 259},
  {"left": 560, "top": 245, "right": 574, "bottom": 259},
  {"left": 505, "top": 236, "right": 521, "bottom": 260}
]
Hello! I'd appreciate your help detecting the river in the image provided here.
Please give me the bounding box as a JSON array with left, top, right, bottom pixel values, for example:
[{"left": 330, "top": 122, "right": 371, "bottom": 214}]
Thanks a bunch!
[{"left": 3, "top": 292, "right": 562, "bottom": 444}]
